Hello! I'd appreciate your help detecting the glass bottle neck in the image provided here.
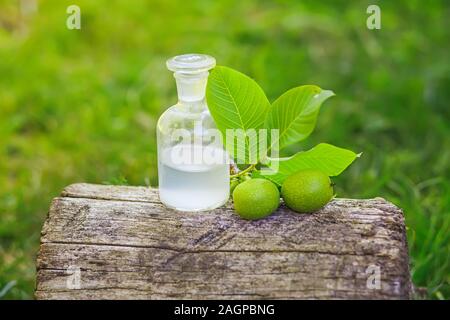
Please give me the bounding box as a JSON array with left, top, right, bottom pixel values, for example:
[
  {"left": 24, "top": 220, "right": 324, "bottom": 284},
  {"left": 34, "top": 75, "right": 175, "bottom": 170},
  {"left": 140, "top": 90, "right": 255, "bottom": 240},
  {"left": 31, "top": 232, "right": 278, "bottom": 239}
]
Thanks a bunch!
[{"left": 174, "top": 71, "right": 208, "bottom": 108}]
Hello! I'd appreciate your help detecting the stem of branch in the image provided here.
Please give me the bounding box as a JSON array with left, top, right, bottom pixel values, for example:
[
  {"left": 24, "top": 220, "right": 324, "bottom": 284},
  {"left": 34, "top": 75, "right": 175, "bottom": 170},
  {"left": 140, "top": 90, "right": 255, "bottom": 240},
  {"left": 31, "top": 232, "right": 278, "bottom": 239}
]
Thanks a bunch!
[{"left": 230, "top": 164, "right": 257, "bottom": 179}]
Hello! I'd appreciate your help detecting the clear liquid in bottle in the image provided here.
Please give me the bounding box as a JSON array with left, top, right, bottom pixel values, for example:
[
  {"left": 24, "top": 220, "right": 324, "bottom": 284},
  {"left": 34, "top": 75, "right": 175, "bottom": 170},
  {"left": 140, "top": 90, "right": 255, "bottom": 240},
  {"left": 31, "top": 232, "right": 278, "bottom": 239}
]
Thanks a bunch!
[{"left": 158, "top": 145, "right": 229, "bottom": 211}]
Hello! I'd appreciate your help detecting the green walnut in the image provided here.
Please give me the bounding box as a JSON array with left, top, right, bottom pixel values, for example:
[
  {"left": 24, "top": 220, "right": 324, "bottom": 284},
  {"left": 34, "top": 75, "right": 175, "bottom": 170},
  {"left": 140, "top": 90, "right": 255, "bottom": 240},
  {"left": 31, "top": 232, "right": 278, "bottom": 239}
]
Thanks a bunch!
[
  {"left": 232, "top": 178, "right": 280, "bottom": 220},
  {"left": 281, "top": 169, "right": 334, "bottom": 213}
]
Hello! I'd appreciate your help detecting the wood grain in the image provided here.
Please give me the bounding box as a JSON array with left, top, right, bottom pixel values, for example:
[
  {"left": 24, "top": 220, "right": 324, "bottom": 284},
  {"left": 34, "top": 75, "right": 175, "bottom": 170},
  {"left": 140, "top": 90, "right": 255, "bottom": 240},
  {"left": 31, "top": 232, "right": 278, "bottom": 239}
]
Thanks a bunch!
[{"left": 35, "top": 183, "right": 412, "bottom": 299}]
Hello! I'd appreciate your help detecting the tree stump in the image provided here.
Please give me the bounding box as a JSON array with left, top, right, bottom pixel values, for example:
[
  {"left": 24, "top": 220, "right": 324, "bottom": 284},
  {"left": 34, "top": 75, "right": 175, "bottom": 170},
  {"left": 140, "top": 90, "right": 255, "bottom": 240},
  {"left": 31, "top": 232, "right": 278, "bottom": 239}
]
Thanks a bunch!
[{"left": 35, "top": 183, "right": 412, "bottom": 299}]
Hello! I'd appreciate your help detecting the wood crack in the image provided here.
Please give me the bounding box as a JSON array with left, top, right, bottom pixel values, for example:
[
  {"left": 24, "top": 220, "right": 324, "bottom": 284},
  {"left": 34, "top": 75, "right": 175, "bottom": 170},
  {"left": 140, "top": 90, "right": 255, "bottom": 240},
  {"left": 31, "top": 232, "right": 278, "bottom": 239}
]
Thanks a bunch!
[{"left": 38, "top": 240, "right": 396, "bottom": 258}]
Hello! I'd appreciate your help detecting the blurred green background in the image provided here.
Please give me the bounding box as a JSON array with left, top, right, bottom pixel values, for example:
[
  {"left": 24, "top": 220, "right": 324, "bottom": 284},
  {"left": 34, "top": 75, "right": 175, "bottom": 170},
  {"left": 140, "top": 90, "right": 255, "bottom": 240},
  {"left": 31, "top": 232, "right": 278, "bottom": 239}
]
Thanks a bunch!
[{"left": 0, "top": 0, "right": 449, "bottom": 299}]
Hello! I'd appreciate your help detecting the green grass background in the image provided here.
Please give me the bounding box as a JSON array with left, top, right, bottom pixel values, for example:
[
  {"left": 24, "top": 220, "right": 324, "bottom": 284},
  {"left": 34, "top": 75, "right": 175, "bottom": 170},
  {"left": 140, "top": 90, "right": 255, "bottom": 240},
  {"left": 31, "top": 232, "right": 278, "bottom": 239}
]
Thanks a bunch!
[{"left": 0, "top": 0, "right": 449, "bottom": 299}]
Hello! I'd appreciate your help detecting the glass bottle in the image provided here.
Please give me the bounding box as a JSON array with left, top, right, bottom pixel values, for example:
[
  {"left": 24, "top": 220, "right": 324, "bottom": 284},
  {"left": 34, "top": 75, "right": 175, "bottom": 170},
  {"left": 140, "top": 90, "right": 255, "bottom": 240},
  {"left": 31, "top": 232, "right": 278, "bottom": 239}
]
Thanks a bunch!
[{"left": 157, "top": 54, "right": 230, "bottom": 211}]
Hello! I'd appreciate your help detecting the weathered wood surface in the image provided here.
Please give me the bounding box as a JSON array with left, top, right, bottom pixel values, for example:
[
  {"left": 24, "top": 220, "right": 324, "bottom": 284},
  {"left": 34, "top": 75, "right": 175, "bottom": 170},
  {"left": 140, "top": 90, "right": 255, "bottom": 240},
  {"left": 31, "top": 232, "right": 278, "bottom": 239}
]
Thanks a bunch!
[{"left": 35, "top": 183, "right": 412, "bottom": 299}]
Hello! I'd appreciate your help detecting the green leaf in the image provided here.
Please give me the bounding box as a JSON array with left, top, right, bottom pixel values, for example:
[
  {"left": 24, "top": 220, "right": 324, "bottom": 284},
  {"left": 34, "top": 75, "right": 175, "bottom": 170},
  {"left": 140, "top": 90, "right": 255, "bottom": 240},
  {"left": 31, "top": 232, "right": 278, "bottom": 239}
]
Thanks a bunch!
[
  {"left": 258, "top": 143, "right": 361, "bottom": 185},
  {"left": 206, "top": 66, "right": 271, "bottom": 164},
  {"left": 265, "top": 85, "right": 335, "bottom": 152}
]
